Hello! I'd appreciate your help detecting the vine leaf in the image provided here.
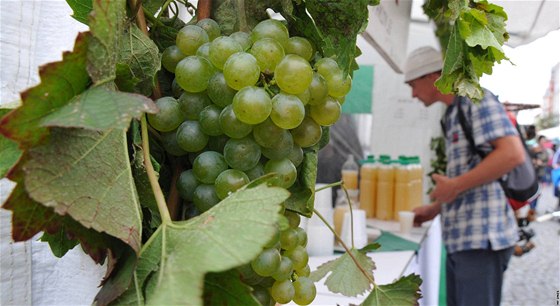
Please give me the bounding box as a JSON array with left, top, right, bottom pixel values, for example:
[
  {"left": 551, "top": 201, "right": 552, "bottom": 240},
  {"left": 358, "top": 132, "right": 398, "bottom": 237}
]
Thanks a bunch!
[
  {"left": 361, "top": 274, "right": 423, "bottom": 306},
  {"left": 0, "top": 109, "right": 22, "bottom": 178},
  {"left": 310, "top": 249, "right": 375, "bottom": 297},
  {"left": 115, "top": 183, "right": 289, "bottom": 306},
  {"left": 66, "top": 0, "right": 93, "bottom": 25},
  {"left": 203, "top": 270, "right": 260, "bottom": 305},
  {"left": 23, "top": 128, "right": 143, "bottom": 253},
  {"left": 41, "top": 84, "right": 157, "bottom": 131},
  {"left": 39, "top": 227, "right": 80, "bottom": 258},
  {"left": 285, "top": 150, "right": 318, "bottom": 217},
  {"left": 0, "top": 33, "right": 90, "bottom": 148}
]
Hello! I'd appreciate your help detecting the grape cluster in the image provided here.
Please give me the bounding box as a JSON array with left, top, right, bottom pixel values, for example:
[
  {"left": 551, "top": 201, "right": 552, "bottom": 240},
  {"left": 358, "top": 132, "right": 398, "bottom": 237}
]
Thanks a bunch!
[{"left": 151, "top": 17, "right": 352, "bottom": 305}]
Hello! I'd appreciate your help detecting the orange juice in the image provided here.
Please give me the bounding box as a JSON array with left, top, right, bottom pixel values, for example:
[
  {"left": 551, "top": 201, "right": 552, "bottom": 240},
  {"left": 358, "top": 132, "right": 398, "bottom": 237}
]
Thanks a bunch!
[
  {"left": 376, "top": 159, "right": 394, "bottom": 220},
  {"left": 410, "top": 157, "right": 424, "bottom": 208},
  {"left": 342, "top": 170, "right": 359, "bottom": 190},
  {"left": 334, "top": 204, "right": 348, "bottom": 237},
  {"left": 359, "top": 157, "right": 377, "bottom": 218},
  {"left": 393, "top": 159, "right": 410, "bottom": 218}
]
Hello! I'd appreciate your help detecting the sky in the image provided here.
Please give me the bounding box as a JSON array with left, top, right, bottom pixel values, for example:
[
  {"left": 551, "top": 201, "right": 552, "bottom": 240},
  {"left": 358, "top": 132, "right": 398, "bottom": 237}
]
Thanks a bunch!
[{"left": 480, "top": 29, "right": 560, "bottom": 125}]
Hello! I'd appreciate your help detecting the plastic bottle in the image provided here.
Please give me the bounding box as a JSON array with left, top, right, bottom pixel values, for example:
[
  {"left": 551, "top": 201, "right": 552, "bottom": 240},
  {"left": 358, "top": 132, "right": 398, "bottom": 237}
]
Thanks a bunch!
[
  {"left": 410, "top": 156, "right": 424, "bottom": 208},
  {"left": 359, "top": 155, "right": 377, "bottom": 218},
  {"left": 333, "top": 189, "right": 359, "bottom": 237},
  {"left": 376, "top": 157, "right": 395, "bottom": 220},
  {"left": 341, "top": 154, "right": 359, "bottom": 190},
  {"left": 393, "top": 156, "right": 411, "bottom": 219}
]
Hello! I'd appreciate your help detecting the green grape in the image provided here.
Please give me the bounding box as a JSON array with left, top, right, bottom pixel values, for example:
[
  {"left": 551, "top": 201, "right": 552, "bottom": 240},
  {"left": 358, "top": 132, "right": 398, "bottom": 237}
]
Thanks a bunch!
[
  {"left": 175, "top": 56, "right": 214, "bottom": 93},
  {"left": 252, "top": 118, "right": 286, "bottom": 148},
  {"left": 193, "top": 184, "right": 220, "bottom": 212},
  {"left": 209, "top": 36, "right": 243, "bottom": 70},
  {"left": 287, "top": 144, "right": 303, "bottom": 167},
  {"left": 292, "top": 277, "right": 316, "bottom": 305},
  {"left": 296, "top": 88, "right": 310, "bottom": 105},
  {"left": 270, "top": 279, "right": 295, "bottom": 304},
  {"left": 162, "top": 45, "right": 186, "bottom": 73},
  {"left": 295, "top": 264, "right": 310, "bottom": 277},
  {"left": 270, "top": 93, "right": 305, "bottom": 129},
  {"left": 264, "top": 226, "right": 280, "bottom": 248},
  {"left": 196, "top": 42, "right": 211, "bottom": 60},
  {"left": 251, "top": 19, "right": 289, "bottom": 49},
  {"left": 160, "top": 130, "right": 188, "bottom": 156},
  {"left": 196, "top": 18, "right": 221, "bottom": 41},
  {"left": 176, "top": 25, "right": 209, "bottom": 56},
  {"left": 206, "top": 135, "right": 229, "bottom": 153},
  {"left": 272, "top": 256, "right": 294, "bottom": 281},
  {"left": 250, "top": 38, "right": 285, "bottom": 74},
  {"left": 307, "top": 72, "right": 328, "bottom": 106},
  {"left": 223, "top": 137, "right": 261, "bottom": 171},
  {"left": 252, "top": 286, "right": 272, "bottom": 306},
  {"left": 284, "top": 210, "right": 301, "bottom": 228},
  {"left": 294, "top": 227, "right": 307, "bottom": 247},
  {"left": 176, "top": 121, "right": 209, "bottom": 152},
  {"left": 188, "top": 150, "right": 203, "bottom": 166},
  {"left": 232, "top": 86, "right": 271, "bottom": 124},
  {"left": 251, "top": 248, "right": 281, "bottom": 277},
  {"left": 207, "top": 72, "right": 237, "bottom": 108},
  {"left": 237, "top": 263, "right": 265, "bottom": 286},
  {"left": 244, "top": 163, "right": 265, "bottom": 181},
  {"left": 326, "top": 71, "right": 352, "bottom": 98},
  {"left": 261, "top": 132, "right": 293, "bottom": 160},
  {"left": 214, "top": 169, "right": 249, "bottom": 199},
  {"left": 337, "top": 96, "right": 346, "bottom": 105},
  {"left": 264, "top": 158, "right": 297, "bottom": 188},
  {"left": 178, "top": 91, "right": 212, "bottom": 120},
  {"left": 285, "top": 36, "right": 314, "bottom": 61},
  {"left": 230, "top": 31, "right": 252, "bottom": 51},
  {"left": 290, "top": 117, "right": 322, "bottom": 148},
  {"left": 192, "top": 151, "right": 228, "bottom": 184},
  {"left": 314, "top": 57, "right": 340, "bottom": 78},
  {"left": 280, "top": 228, "right": 299, "bottom": 251},
  {"left": 176, "top": 170, "right": 199, "bottom": 201},
  {"left": 309, "top": 96, "right": 341, "bottom": 126},
  {"left": 147, "top": 97, "right": 185, "bottom": 132},
  {"left": 171, "top": 78, "right": 183, "bottom": 98},
  {"left": 259, "top": 277, "right": 276, "bottom": 288},
  {"left": 284, "top": 245, "right": 308, "bottom": 270},
  {"left": 223, "top": 52, "right": 260, "bottom": 90},
  {"left": 199, "top": 105, "right": 223, "bottom": 136},
  {"left": 218, "top": 104, "right": 253, "bottom": 139},
  {"left": 275, "top": 54, "right": 313, "bottom": 95}
]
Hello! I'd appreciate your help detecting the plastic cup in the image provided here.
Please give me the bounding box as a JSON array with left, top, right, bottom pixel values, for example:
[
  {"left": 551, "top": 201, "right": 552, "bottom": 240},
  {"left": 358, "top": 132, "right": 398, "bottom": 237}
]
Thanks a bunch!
[
  {"left": 306, "top": 225, "right": 334, "bottom": 256},
  {"left": 340, "top": 209, "right": 367, "bottom": 249},
  {"left": 398, "top": 211, "right": 415, "bottom": 234}
]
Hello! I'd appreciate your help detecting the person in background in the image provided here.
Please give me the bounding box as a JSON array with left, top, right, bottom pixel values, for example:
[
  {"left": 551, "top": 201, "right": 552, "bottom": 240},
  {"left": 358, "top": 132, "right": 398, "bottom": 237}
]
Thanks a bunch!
[
  {"left": 404, "top": 47, "right": 525, "bottom": 306},
  {"left": 533, "top": 135, "right": 554, "bottom": 184}
]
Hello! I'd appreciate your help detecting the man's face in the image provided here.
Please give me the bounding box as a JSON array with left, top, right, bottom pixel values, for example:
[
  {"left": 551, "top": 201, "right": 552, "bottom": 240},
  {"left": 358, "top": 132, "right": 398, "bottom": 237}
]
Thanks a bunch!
[{"left": 407, "top": 73, "right": 439, "bottom": 107}]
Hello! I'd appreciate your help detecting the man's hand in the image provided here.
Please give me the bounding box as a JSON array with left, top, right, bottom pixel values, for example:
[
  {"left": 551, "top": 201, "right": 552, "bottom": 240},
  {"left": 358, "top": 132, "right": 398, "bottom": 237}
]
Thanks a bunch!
[
  {"left": 429, "top": 173, "right": 460, "bottom": 204},
  {"left": 412, "top": 202, "right": 441, "bottom": 226}
]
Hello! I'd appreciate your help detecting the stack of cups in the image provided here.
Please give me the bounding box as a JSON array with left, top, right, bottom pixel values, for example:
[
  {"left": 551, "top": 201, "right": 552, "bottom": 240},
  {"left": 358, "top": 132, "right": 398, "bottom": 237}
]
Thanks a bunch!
[
  {"left": 341, "top": 209, "right": 368, "bottom": 249},
  {"left": 306, "top": 184, "right": 334, "bottom": 256}
]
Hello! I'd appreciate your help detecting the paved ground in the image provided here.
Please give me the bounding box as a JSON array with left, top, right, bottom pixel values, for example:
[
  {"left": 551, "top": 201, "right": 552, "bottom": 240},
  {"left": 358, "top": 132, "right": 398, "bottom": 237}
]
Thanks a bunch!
[{"left": 501, "top": 184, "right": 560, "bottom": 306}]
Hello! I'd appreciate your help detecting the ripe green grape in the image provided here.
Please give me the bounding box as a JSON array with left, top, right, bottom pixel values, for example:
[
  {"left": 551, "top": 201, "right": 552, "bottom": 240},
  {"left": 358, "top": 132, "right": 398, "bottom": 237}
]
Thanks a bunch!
[
  {"left": 252, "top": 118, "right": 286, "bottom": 148},
  {"left": 292, "top": 277, "right": 316, "bottom": 305},
  {"left": 270, "top": 93, "right": 305, "bottom": 129},
  {"left": 252, "top": 286, "right": 272, "bottom": 306},
  {"left": 326, "top": 71, "right": 352, "bottom": 98},
  {"left": 162, "top": 45, "right": 186, "bottom": 73},
  {"left": 147, "top": 97, "right": 185, "bottom": 132},
  {"left": 250, "top": 38, "right": 285, "bottom": 74},
  {"left": 275, "top": 54, "right": 313, "bottom": 95},
  {"left": 176, "top": 25, "right": 209, "bottom": 56},
  {"left": 307, "top": 72, "right": 328, "bottom": 106},
  {"left": 196, "top": 18, "right": 221, "bottom": 41},
  {"left": 219, "top": 104, "right": 253, "bottom": 139},
  {"left": 290, "top": 117, "right": 322, "bottom": 148},
  {"left": 207, "top": 72, "right": 237, "bottom": 108},
  {"left": 294, "top": 227, "right": 307, "bottom": 246},
  {"left": 297, "top": 88, "right": 310, "bottom": 105},
  {"left": 175, "top": 56, "right": 214, "bottom": 93},
  {"left": 223, "top": 52, "right": 260, "bottom": 90},
  {"left": 270, "top": 279, "right": 295, "bottom": 304},
  {"left": 284, "top": 245, "right": 309, "bottom": 270},
  {"left": 280, "top": 228, "right": 299, "bottom": 251},
  {"left": 309, "top": 96, "right": 341, "bottom": 126},
  {"left": 244, "top": 163, "right": 265, "bottom": 181},
  {"left": 230, "top": 31, "right": 252, "bottom": 51},
  {"left": 295, "top": 264, "right": 311, "bottom": 277},
  {"left": 223, "top": 137, "right": 261, "bottom": 171},
  {"left": 238, "top": 263, "right": 265, "bottom": 286},
  {"left": 232, "top": 86, "right": 271, "bottom": 124},
  {"left": 209, "top": 36, "right": 243, "bottom": 70},
  {"left": 251, "top": 248, "right": 281, "bottom": 277},
  {"left": 206, "top": 135, "right": 229, "bottom": 153},
  {"left": 160, "top": 130, "right": 188, "bottom": 156},
  {"left": 315, "top": 57, "right": 340, "bottom": 78},
  {"left": 196, "top": 42, "right": 211, "bottom": 60},
  {"left": 176, "top": 170, "right": 199, "bottom": 201},
  {"left": 284, "top": 210, "right": 301, "bottom": 228},
  {"left": 287, "top": 144, "right": 303, "bottom": 167},
  {"left": 192, "top": 151, "right": 228, "bottom": 184},
  {"left": 251, "top": 19, "right": 289, "bottom": 49},
  {"left": 199, "top": 105, "right": 223, "bottom": 136},
  {"left": 176, "top": 121, "right": 209, "bottom": 152},
  {"left": 264, "top": 227, "right": 280, "bottom": 248},
  {"left": 261, "top": 132, "right": 293, "bottom": 160},
  {"left": 177, "top": 91, "right": 212, "bottom": 120},
  {"left": 193, "top": 184, "right": 220, "bottom": 212},
  {"left": 171, "top": 78, "right": 183, "bottom": 98},
  {"left": 264, "top": 158, "right": 297, "bottom": 188},
  {"left": 214, "top": 169, "right": 249, "bottom": 199},
  {"left": 285, "top": 36, "right": 314, "bottom": 61},
  {"left": 272, "top": 256, "right": 294, "bottom": 281}
]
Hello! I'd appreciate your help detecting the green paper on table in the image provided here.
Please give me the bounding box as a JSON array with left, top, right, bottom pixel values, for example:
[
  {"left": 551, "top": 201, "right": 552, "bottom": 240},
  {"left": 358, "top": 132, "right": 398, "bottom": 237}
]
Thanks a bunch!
[{"left": 370, "top": 231, "right": 419, "bottom": 252}]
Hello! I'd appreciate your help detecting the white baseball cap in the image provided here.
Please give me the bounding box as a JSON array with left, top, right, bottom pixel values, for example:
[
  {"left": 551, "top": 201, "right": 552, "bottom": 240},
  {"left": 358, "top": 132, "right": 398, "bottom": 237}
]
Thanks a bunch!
[{"left": 404, "top": 47, "right": 443, "bottom": 82}]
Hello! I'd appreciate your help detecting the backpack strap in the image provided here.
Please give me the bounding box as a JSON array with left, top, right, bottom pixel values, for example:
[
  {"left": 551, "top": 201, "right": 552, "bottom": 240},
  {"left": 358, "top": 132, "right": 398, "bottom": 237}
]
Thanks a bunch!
[{"left": 456, "top": 99, "right": 487, "bottom": 159}]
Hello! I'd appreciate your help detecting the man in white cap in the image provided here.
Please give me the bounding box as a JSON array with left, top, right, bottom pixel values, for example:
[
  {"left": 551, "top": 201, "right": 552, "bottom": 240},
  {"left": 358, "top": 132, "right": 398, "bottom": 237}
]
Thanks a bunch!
[{"left": 405, "top": 46, "right": 524, "bottom": 306}]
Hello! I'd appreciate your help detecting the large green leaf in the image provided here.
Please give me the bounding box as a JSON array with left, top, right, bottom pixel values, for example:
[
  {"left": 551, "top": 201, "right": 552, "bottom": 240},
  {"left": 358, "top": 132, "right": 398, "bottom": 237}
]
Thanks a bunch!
[
  {"left": 116, "top": 183, "right": 289, "bottom": 305},
  {"left": 310, "top": 249, "right": 375, "bottom": 297},
  {"left": 361, "top": 274, "right": 423, "bottom": 306},
  {"left": 23, "top": 128, "right": 143, "bottom": 253},
  {"left": 0, "top": 109, "right": 22, "bottom": 178},
  {"left": 41, "top": 84, "right": 157, "bottom": 130},
  {"left": 203, "top": 270, "right": 260, "bottom": 305},
  {"left": 66, "top": 0, "right": 93, "bottom": 25},
  {"left": 0, "top": 33, "right": 90, "bottom": 148}
]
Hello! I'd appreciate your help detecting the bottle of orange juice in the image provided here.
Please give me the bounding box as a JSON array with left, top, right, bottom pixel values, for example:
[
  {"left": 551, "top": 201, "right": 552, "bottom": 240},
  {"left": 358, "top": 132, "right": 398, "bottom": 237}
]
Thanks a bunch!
[
  {"left": 359, "top": 155, "right": 377, "bottom": 218},
  {"left": 394, "top": 156, "right": 411, "bottom": 219},
  {"left": 341, "top": 154, "right": 359, "bottom": 190},
  {"left": 333, "top": 189, "right": 359, "bottom": 237},
  {"left": 410, "top": 156, "right": 424, "bottom": 208},
  {"left": 376, "top": 156, "right": 395, "bottom": 220}
]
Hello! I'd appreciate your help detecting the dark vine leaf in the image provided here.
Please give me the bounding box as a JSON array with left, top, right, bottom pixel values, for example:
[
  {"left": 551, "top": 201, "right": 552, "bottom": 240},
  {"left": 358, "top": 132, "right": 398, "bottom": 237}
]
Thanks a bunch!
[
  {"left": 203, "top": 270, "right": 260, "bottom": 306},
  {"left": 141, "top": 0, "right": 167, "bottom": 17},
  {"left": 115, "top": 183, "right": 289, "bottom": 305},
  {"left": 41, "top": 84, "right": 157, "bottom": 131},
  {"left": 212, "top": 0, "right": 279, "bottom": 34},
  {"left": 149, "top": 17, "right": 186, "bottom": 51},
  {"left": 285, "top": 150, "right": 318, "bottom": 217},
  {"left": 66, "top": 0, "right": 93, "bottom": 25},
  {"left": 0, "top": 108, "right": 22, "bottom": 178},
  {"left": 40, "top": 227, "right": 79, "bottom": 258},
  {"left": 23, "top": 128, "right": 143, "bottom": 253},
  {"left": 0, "top": 33, "right": 90, "bottom": 148},
  {"left": 361, "top": 274, "right": 423, "bottom": 306},
  {"left": 94, "top": 247, "right": 138, "bottom": 306},
  {"left": 310, "top": 249, "right": 375, "bottom": 297}
]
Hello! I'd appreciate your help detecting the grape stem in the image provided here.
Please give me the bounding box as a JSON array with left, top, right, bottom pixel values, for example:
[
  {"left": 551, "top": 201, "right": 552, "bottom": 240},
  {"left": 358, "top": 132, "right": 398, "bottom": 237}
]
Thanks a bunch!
[{"left": 236, "top": 0, "right": 249, "bottom": 32}]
